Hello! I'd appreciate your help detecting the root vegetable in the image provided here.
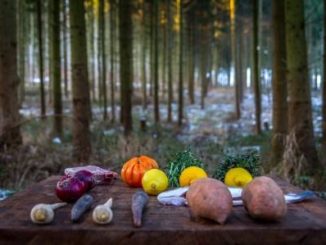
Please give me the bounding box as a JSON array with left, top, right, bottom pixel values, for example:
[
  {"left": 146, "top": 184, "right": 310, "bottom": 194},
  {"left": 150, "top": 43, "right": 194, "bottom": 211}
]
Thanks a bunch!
[
  {"left": 92, "top": 198, "right": 113, "bottom": 224},
  {"left": 131, "top": 191, "right": 149, "bottom": 227},
  {"left": 30, "top": 203, "right": 66, "bottom": 224},
  {"left": 186, "top": 178, "right": 232, "bottom": 224},
  {"left": 242, "top": 176, "right": 287, "bottom": 221},
  {"left": 71, "top": 194, "right": 94, "bottom": 222}
]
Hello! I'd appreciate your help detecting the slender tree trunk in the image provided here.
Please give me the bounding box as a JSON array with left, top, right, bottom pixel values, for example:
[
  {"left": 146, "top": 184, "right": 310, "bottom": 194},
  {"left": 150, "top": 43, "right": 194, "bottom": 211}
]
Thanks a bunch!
[
  {"left": 162, "top": 9, "right": 167, "bottom": 103},
  {"left": 322, "top": 0, "right": 326, "bottom": 150},
  {"left": 86, "top": 2, "right": 96, "bottom": 103},
  {"left": 230, "top": 0, "right": 240, "bottom": 119},
  {"left": 253, "top": 0, "right": 261, "bottom": 134},
  {"left": 37, "top": 0, "right": 46, "bottom": 119},
  {"left": 18, "top": 0, "right": 26, "bottom": 107},
  {"left": 237, "top": 22, "right": 244, "bottom": 102},
  {"left": 50, "top": 0, "right": 62, "bottom": 137},
  {"left": 200, "top": 30, "right": 208, "bottom": 110},
  {"left": 0, "top": 0, "right": 22, "bottom": 149},
  {"left": 149, "top": 2, "right": 154, "bottom": 98},
  {"left": 99, "top": 0, "right": 107, "bottom": 120},
  {"left": 154, "top": 0, "right": 160, "bottom": 124},
  {"left": 141, "top": 1, "right": 147, "bottom": 110},
  {"left": 188, "top": 18, "right": 195, "bottom": 104},
  {"left": 119, "top": 0, "right": 133, "bottom": 135},
  {"left": 285, "top": 0, "right": 319, "bottom": 172},
  {"left": 271, "top": 0, "right": 287, "bottom": 165},
  {"left": 69, "top": 0, "right": 92, "bottom": 162},
  {"left": 62, "top": 0, "right": 69, "bottom": 98},
  {"left": 167, "top": 0, "right": 173, "bottom": 122},
  {"left": 178, "top": 1, "right": 183, "bottom": 127},
  {"left": 110, "top": 0, "right": 116, "bottom": 122}
]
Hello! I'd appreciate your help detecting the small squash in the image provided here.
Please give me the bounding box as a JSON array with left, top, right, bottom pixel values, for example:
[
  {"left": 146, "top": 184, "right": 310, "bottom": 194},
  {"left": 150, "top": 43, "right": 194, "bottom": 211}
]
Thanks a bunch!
[{"left": 121, "top": 155, "right": 159, "bottom": 187}]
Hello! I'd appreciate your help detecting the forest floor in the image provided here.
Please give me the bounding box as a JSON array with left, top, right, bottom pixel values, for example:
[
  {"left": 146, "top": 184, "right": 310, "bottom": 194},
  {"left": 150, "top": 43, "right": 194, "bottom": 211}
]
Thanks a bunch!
[{"left": 1, "top": 87, "right": 325, "bottom": 197}]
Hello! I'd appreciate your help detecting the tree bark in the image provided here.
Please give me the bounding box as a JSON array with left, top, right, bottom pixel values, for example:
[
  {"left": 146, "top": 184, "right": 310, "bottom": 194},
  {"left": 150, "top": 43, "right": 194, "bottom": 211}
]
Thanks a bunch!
[
  {"left": 119, "top": 0, "right": 133, "bottom": 135},
  {"left": 50, "top": 0, "right": 63, "bottom": 137},
  {"left": 188, "top": 17, "right": 195, "bottom": 104},
  {"left": 37, "top": 0, "right": 46, "bottom": 119},
  {"left": 99, "top": 0, "right": 107, "bottom": 120},
  {"left": 253, "top": 0, "right": 261, "bottom": 134},
  {"left": 62, "top": 0, "right": 69, "bottom": 99},
  {"left": 69, "top": 0, "right": 92, "bottom": 162},
  {"left": 271, "top": 0, "right": 287, "bottom": 165},
  {"left": 285, "top": 0, "right": 319, "bottom": 171},
  {"left": 167, "top": 0, "right": 173, "bottom": 123},
  {"left": 0, "top": 0, "right": 22, "bottom": 149},
  {"left": 178, "top": 0, "right": 184, "bottom": 127},
  {"left": 154, "top": 0, "right": 160, "bottom": 124},
  {"left": 18, "top": 0, "right": 26, "bottom": 108},
  {"left": 110, "top": 0, "right": 116, "bottom": 122},
  {"left": 322, "top": 0, "right": 326, "bottom": 151},
  {"left": 230, "top": 0, "right": 240, "bottom": 119}
]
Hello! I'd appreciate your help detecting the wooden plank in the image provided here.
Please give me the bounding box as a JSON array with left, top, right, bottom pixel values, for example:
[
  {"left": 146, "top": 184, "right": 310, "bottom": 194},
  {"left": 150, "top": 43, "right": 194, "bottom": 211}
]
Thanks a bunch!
[{"left": 0, "top": 176, "right": 325, "bottom": 244}]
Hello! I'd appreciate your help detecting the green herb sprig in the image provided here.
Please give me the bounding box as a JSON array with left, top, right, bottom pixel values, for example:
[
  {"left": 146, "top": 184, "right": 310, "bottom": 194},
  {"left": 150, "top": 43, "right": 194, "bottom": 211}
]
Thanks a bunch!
[
  {"left": 166, "top": 149, "right": 203, "bottom": 187},
  {"left": 213, "top": 151, "right": 261, "bottom": 182}
]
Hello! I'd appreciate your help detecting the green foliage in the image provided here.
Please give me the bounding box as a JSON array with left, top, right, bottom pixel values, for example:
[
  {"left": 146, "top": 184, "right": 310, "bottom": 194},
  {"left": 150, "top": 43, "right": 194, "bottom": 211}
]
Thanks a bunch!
[
  {"left": 166, "top": 149, "right": 204, "bottom": 187},
  {"left": 213, "top": 151, "right": 261, "bottom": 182}
]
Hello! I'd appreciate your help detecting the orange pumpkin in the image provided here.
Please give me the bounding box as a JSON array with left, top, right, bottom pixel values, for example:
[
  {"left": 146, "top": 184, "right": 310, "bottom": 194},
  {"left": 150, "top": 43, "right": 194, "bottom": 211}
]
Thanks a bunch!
[{"left": 121, "top": 155, "right": 159, "bottom": 187}]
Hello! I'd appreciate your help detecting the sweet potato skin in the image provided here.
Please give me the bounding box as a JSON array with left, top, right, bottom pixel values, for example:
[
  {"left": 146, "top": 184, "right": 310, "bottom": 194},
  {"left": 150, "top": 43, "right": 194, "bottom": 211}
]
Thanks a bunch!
[
  {"left": 186, "top": 178, "right": 232, "bottom": 224},
  {"left": 242, "top": 176, "right": 287, "bottom": 221}
]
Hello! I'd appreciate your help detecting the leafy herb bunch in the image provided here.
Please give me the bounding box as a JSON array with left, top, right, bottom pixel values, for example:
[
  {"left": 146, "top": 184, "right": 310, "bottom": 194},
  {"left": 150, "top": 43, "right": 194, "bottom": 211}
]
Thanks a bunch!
[
  {"left": 166, "top": 149, "right": 203, "bottom": 187},
  {"left": 213, "top": 150, "right": 261, "bottom": 181}
]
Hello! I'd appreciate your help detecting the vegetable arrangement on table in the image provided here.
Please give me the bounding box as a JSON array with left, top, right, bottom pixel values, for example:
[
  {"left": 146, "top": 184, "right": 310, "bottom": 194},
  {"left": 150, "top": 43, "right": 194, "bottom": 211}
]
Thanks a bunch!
[{"left": 29, "top": 150, "right": 316, "bottom": 227}]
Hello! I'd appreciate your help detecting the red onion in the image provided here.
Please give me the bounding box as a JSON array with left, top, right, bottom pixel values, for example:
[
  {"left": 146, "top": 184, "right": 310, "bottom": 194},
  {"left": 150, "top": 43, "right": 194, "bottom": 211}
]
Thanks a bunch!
[
  {"left": 55, "top": 176, "right": 88, "bottom": 203},
  {"left": 73, "top": 170, "right": 95, "bottom": 190}
]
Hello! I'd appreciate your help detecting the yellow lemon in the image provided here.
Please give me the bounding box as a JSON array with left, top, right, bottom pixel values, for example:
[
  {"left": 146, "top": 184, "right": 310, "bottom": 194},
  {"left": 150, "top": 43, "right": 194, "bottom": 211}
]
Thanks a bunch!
[
  {"left": 142, "top": 169, "right": 169, "bottom": 195},
  {"left": 224, "top": 167, "right": 253, "bottom": 187},
  {"left": 179, "top": 166, "right": 208, "bottom": 187}
]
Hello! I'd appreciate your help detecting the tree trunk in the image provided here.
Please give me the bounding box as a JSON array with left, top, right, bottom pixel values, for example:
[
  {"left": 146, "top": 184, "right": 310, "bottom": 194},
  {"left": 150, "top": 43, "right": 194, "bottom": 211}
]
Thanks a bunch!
[
  {"left": 110, "top": 0, "right": 116, "bottom": 122},
  {"left": 141, "top": 1, "right": 147, "bottom": 110},
  {"left": 37, "top": 0, "right": 46, "bottom": 119},
  {"left": 253, "top": 0, "right": 261, "bottom": 134},
  {"left": 188, "top": 18, "right": 195, "bottom": 104},
  {"left": 200, "top": 30, "right": 208, "bottom": 110},
  {"left": 230, "top": 0, "right": 240, "bottom": 119},
  {"left": 69, "top": 0, "right": 92, "bottom": 162},
  {"left": 322, "top": 0, "right": 326, "bottom": 150},
  {"left": 162, "top": 6, "right": 167, "bottom": 103},
  {"left": 177, "top": 1, "right": 184, "bottom": 127},
  {"left": 99, "top": 0, "right": 107, "bottom": 120},
  {"left": 62, "top": 0, "right": 69, "bottom": 99},
  {"left": 50, "top": 0, "right": 63, "bottom": 137},
  {"left": 119, "top": 0, "right": 133, "bottom": 135},
  {"left": 271, "top": 0, "right": 288, "bottom": 165},
  {"left": 0, "top": 0, "right": 22, "bottom": 149},
  {"left": 18, "top": 0, "right": 26, "bottom": 108},
  {"left": 285, "top": 0, "right": 319, "bottom": 172},
  {"left": 154, "top": 0, "right": 160, "bottom": 124},
  {"left": 167, "top": 0, "right": 173, "bottom": 123}
]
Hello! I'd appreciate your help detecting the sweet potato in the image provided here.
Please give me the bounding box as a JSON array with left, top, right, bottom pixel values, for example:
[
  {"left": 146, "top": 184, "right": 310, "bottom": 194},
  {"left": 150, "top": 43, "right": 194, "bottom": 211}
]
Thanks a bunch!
[
  {"left": 242, "top": 176, "right": 287, "bottom": 221},
  {"left": 186, "top": 178, "right": 232, "bottom": 224}
]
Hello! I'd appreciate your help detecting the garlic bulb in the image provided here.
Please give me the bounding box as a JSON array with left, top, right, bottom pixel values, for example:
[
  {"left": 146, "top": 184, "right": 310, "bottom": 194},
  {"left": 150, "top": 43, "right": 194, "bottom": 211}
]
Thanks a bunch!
[
  {"left": 92, "top": 198, "right": 113, "bottom": 224},
  {"left": 30, "top": 203, "right": 66, "bottom": 224}
]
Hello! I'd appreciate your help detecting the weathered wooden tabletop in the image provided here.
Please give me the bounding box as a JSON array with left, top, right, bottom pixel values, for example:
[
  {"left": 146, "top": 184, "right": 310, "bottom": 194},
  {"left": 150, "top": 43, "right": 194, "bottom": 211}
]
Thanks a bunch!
[{"left": 0, "top": 176, "right": 325, "bottom": 245}]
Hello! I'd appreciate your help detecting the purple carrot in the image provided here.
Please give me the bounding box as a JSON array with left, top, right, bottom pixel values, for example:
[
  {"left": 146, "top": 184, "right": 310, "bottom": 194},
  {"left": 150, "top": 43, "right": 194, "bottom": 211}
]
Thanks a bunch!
[{"left": 131, "top": 191, "right": 149, "bottom": 227}]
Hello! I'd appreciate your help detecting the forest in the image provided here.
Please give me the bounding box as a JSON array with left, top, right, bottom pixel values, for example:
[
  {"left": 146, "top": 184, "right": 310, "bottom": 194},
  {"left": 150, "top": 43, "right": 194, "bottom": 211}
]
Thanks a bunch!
[{"left": 0, "top": 0, "right": 325, "bottom": 198}]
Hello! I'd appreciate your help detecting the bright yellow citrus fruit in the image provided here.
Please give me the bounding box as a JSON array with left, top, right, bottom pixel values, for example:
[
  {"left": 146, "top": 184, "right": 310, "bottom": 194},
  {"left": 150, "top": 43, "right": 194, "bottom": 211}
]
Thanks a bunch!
[
  {"left": 142, "top": 169, "right": 169, "bottom": 195},
  {"left": 179, "top": 166, "right": 208, "bottom": 187},
  {"left": 224, "top": 167, "right": 253, "bottom": 187}
]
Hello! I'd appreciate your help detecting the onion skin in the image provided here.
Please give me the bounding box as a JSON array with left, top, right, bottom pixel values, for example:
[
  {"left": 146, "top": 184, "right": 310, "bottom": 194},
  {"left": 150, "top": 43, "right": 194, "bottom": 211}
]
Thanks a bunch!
[
  {"left": 73, "top": 170, "right": 95, "bottom": 190},
  {"left": 55, "top": 176, "right": 88, "bottom": 203}
]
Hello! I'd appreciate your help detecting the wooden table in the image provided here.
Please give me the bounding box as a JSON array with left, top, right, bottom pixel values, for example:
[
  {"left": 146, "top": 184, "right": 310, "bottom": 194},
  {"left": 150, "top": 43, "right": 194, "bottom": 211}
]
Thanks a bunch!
[{"left": 0, "top": 176, "right": 326, "bottom": 245}]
